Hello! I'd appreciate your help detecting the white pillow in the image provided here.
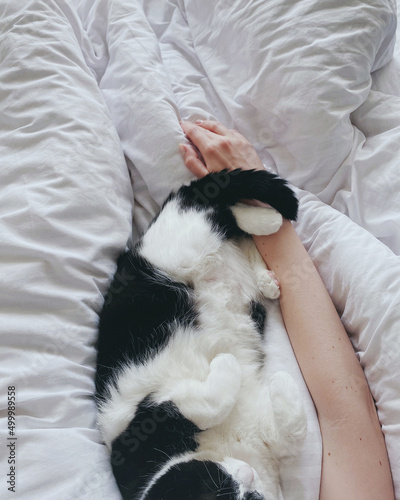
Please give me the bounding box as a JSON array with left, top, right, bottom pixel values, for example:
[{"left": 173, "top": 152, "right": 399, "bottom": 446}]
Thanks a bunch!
[
  {"left": 183, "top": 0, "right": 396, "bottom": 192},
  {"left": 294, "top": 189, "right": 400, "bottom": 498}
]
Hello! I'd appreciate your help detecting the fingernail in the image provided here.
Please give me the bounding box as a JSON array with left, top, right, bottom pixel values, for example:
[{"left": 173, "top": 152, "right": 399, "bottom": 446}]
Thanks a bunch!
[
  {"left": 195, "top": 119, "right": 204, "bottom": 124},
  {"left": 179, "top": 143, "right": 187, "bottom": 158}
]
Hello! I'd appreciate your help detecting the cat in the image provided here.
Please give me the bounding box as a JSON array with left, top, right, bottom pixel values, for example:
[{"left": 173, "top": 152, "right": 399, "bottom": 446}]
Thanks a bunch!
[{"left": 95, "top": 168, "right": 307, "bottom": 500}]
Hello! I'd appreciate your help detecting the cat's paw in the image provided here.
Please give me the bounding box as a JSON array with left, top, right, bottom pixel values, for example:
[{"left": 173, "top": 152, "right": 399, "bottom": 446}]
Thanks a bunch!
[
  {"left": 257, "top": 270, "right": 280, "bottom": 299},
  {"left": 210, "top": 353, "right": 242, "bottom": 379},
  {"left": 170, "top": 354, "right": 242, "bottom": 430},
  {"left": 232, "top": 204, "right": 282, "bottom": 236}
]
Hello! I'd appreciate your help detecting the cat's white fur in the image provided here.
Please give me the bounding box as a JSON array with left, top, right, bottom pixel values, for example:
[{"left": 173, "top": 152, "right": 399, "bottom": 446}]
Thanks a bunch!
[{"left": 98, "top": 201, "right": 306, "bottom": 499}]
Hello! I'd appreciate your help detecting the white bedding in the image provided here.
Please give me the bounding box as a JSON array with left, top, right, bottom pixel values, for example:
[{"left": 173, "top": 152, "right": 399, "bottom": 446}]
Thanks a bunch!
[{"left": 1, "top": 0, "right": 399, "bottom": 499}]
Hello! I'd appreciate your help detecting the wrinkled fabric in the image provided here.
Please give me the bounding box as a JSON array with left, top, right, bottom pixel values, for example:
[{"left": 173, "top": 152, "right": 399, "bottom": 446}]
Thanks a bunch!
[{"left": 1, "top": 0, "right": 400, "bottom": 498}]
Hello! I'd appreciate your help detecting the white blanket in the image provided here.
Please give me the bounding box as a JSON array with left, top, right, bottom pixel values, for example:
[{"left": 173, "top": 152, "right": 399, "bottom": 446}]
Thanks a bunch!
[{"left": 1, "top": 0, "right": 399, "bottom": 498}]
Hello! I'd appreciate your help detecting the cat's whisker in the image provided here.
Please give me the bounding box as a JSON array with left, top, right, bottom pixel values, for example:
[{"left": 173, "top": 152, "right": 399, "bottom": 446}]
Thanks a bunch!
[
  {"left": 203, "top": 461, "right": 219, "bottom": 491},
  {"left": 153, "top": 448, "right": 172, "bottom": 462}
]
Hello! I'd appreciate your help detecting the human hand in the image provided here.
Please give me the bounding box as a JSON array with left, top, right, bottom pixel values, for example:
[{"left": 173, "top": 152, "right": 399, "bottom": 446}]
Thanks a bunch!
[{"left": 179, "top": 120, "right": 265, "bottom": 179}]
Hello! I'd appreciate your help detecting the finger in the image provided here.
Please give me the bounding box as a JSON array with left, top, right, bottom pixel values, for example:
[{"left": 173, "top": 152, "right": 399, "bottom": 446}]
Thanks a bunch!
[
  {"left": 194, "top": 120, "right": 231, "bottom": 136},
  {"left": 179, "top": 143, "right": 209, "bottom": 179},
  {"left": 180, "top": 120, "right": 215, "bottom": 149}
]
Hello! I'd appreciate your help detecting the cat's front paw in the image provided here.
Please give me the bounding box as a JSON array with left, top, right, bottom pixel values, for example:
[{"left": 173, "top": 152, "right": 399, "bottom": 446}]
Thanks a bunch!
[
  {"left": 257, "top": 270, "right": 280, "bottom": 299},
  {"left": 232, "top": 204, "right": 282, "bottom": 236}
]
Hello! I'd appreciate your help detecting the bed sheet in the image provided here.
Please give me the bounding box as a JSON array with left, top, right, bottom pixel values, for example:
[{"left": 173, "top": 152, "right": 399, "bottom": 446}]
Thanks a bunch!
[
  {"left": 0, "top": 2, "right": 132, "bottom": 499},
  {"left": 1, "top": 0, "right": 400, "bottom": 499}
]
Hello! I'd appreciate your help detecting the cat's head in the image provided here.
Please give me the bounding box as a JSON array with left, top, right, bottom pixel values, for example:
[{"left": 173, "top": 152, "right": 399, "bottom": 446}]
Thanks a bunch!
[{"left": 143, "top": 457, "right": 265, "bottom": 499}]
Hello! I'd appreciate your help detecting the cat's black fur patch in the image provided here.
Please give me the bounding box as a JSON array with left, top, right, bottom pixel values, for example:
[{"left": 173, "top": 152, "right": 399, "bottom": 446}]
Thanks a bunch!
[
  {"left": 144, "top": 460, "right": 240, "bottom": 500},
  {"left": 250, "top": 300, "right": 267, "bottom": 337},
  {"left": 206, "top": 206, "right": 245, "bottom": 240},
  {"left": 178, "top": 169, "right": 298, "bottom": 221},
  {"left": 111, "top": 396, "right": 200, "bottom": 499},
  {"left": 95, "top": 250, "right": 197, "bottom": 399}
]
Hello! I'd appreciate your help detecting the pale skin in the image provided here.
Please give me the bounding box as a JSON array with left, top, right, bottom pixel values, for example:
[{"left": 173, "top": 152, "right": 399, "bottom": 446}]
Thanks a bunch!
[{"left": 179, "top": 120, "right": 395, "bottom": 500}]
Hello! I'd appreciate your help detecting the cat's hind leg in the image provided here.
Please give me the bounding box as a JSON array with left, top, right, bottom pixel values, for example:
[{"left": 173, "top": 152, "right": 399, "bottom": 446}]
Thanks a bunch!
[
  {"left": 264, "top": 371, "right": 307, "bottom": 461},
  {"left": 166, "top": 353, "right": 242, "bottom": 430}
]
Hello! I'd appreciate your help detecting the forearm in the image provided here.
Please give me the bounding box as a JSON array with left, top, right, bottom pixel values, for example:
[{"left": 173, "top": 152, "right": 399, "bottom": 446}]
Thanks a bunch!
[
  {"left": 254, "top": 220, "right": 394, "bottom": 500},
  {"left": 254, "top": 220, "right": 364, "bottom": 418}
]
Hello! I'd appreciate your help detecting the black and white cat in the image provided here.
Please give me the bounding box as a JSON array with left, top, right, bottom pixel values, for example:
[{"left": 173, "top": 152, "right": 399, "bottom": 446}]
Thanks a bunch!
[{"left": 95, "top": 169, "right": 306, "bottom": 500}]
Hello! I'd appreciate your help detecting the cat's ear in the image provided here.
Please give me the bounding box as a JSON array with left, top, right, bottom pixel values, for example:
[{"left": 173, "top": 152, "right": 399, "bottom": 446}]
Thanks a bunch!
[{"left": 231, "top": 204, "right": 282, "bottom": 236}]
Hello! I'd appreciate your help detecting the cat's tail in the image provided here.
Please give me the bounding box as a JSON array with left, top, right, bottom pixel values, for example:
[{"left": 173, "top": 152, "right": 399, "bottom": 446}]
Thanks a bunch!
[{"left": 178, "top": 169, "right": 298, "bottom": 221}]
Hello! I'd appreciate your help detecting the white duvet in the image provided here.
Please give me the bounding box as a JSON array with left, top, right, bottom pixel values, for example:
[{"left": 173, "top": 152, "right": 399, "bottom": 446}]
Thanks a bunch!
[{"left": 0, "top": 0, "right": 399, "bottom": 499}]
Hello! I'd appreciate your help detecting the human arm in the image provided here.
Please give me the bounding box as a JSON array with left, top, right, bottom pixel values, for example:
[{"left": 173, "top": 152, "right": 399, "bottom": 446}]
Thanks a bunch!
[
  {"left": 254, "top": 221, "right": 394, "bottom": 500},
  {"left": 179, "top": 120, "right": 395, "bottom": 500}
]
